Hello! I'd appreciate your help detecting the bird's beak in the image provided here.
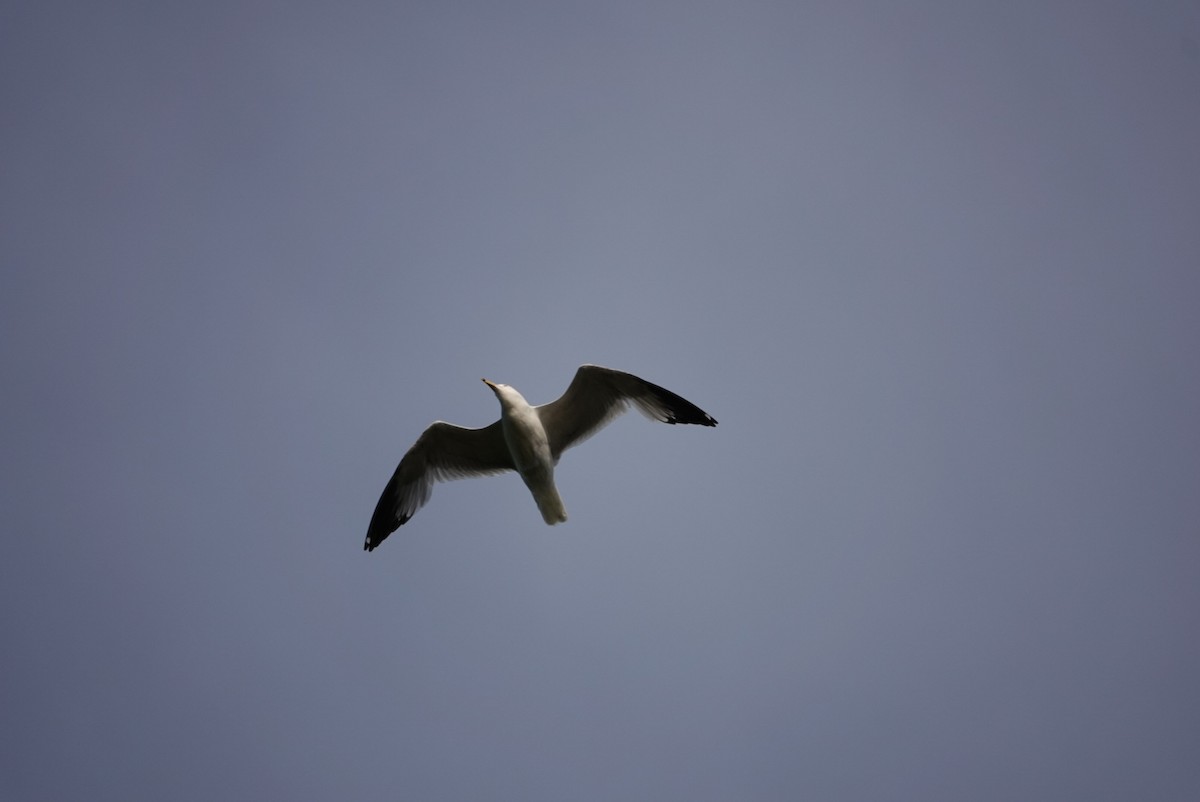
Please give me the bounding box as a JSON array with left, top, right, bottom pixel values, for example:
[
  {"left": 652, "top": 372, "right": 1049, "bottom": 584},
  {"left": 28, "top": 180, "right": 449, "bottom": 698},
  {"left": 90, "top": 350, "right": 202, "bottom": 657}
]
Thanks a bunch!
[{"left": 482, "top": 378, "right": 495, "bottom": 388}]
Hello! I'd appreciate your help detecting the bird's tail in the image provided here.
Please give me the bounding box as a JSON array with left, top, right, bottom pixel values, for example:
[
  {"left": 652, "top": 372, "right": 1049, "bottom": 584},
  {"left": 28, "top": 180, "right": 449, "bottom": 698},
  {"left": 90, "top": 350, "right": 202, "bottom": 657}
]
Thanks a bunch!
[
  {"left": 528, "top": 480, "right": 568, "bottom": 525},
  {"left": 522, "top": 466, "right": 568, "bottom": 525},
  {"left": 535, "top": 487, "right": 568, "bottom": 525}
]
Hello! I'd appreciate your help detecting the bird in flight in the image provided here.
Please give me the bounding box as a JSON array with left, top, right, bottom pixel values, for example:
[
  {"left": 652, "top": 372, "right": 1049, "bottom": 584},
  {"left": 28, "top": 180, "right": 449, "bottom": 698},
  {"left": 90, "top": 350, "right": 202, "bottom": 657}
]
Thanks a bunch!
[{"left": 364, "top": 364, "right": 717, "bottom": 551}]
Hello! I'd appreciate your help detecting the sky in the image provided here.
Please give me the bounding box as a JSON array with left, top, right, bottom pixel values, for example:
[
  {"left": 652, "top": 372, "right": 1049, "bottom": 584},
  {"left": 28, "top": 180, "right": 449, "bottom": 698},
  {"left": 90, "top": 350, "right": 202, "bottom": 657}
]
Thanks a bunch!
[{"left": 3, "top": 1, "right": 1199, "bottom": 799}]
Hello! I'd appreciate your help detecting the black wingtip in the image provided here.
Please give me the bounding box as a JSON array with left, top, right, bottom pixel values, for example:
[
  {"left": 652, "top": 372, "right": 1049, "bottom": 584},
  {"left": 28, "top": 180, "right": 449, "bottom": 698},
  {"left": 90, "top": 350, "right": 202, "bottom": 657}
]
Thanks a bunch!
[
  {"left": 665, "top": 412, "right": 717, "bottom": 426},
  {"left": 648, "top": 382, "right": 718, "bottom": 427},
  {"left": 363, "top": 527, "right": 390, "bottom": 553},
  {"left": 364, "top": 510, "right": 408, "bottom": 553},
  {"left": 678, "top": 404, "right": 717, "bottom": 426}
]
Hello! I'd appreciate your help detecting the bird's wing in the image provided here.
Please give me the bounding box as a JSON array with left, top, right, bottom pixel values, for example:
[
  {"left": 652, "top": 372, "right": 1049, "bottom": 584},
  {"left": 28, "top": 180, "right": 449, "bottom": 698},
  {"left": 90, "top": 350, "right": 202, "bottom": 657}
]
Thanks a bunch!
[
  {"left": 364, "top": 420, "right": 513, "bottom": 551},
  {"left": 537, "top": 365, "right": 717, "bottom": 460}
]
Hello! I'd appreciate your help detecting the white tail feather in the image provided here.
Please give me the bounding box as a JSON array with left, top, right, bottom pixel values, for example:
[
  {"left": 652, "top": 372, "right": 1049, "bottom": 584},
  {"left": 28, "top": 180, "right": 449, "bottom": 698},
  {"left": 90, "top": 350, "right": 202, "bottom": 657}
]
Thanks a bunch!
[{"left": 528, "top": 480, "right": 568, "bottom": 525}]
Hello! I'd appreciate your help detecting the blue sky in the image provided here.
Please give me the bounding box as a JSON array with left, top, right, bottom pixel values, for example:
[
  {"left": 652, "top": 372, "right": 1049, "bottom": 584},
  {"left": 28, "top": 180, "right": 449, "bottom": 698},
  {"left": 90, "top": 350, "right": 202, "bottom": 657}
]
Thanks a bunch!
[{"left": 3, "top": 2, "right": 1199, "bottom": 799}]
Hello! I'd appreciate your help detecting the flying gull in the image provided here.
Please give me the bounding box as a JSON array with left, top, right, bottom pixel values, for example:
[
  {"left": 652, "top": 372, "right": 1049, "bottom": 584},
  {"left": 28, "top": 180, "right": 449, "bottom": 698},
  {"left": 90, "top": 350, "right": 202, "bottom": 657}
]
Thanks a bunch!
[{"left": 365, "top": 364, "right": 717, "bottom": 551}]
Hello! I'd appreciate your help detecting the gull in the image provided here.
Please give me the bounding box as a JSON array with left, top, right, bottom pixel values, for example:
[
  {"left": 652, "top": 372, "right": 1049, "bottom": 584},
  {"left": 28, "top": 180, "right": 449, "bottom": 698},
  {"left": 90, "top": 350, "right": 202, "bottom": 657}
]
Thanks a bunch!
[{"left": 364, "top": 364, "right": 717, "bottom": 551}]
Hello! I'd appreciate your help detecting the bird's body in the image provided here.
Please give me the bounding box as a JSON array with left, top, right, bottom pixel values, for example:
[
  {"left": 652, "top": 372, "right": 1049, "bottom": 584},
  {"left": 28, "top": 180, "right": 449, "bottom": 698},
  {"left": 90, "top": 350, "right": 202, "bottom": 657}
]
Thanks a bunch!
[
  {"left": 364, "top": 364, "right": 717, "bottom": 552},
  {"left": 489, "top": 380, "right": 567, "bottom": 525}
]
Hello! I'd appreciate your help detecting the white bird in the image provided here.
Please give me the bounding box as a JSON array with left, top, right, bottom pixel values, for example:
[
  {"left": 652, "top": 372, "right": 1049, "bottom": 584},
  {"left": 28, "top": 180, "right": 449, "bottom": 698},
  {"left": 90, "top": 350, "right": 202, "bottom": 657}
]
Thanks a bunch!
[{"left": 365, "top": 364, "right": 717, "bottom": 551}]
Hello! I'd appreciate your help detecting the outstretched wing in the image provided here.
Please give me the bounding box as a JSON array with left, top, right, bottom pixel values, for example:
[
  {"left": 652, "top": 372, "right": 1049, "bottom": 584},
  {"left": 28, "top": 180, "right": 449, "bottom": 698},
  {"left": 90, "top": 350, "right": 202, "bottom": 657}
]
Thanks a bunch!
[
  {"left": 536, "top": 365, "right": 717, "bottom": 460},
  {"left": 364, "top": 420, "right": 513, "bottom": 551}
]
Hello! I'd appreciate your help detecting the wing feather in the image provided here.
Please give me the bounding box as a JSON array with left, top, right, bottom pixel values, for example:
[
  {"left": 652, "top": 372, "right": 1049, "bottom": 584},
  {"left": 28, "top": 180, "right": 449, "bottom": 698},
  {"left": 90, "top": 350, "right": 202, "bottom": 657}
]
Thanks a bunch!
[
  {"left": 537, "top": 365, "right": 717, "bottom": 460},
  {"left": 364, "top": 419, "right": 513, "bottom": 551}
]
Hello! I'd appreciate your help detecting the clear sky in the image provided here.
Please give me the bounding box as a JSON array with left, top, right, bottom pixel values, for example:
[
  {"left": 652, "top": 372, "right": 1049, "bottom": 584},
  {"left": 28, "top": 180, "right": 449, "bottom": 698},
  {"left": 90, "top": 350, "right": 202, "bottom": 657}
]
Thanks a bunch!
[{"left": 3, "top": 1, "right": 1199, "bottom": 799}]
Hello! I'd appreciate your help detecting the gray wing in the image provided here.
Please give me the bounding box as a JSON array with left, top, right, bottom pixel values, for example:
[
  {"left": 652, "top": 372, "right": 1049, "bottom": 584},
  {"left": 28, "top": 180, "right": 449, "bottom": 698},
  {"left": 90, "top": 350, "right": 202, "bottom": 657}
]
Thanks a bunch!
[
  {"left": 536, "top": 365, "right": 717, "bottom": 460},
  {"left": 365, "top": 420, "right": 513, "bottom": 551}
]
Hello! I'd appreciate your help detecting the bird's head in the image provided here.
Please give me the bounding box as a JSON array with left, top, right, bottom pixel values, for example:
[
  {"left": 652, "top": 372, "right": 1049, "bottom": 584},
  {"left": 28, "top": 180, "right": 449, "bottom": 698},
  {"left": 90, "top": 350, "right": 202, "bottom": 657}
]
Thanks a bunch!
[{"left": 482, "top": 378, "right": 527, "bottom": 411}]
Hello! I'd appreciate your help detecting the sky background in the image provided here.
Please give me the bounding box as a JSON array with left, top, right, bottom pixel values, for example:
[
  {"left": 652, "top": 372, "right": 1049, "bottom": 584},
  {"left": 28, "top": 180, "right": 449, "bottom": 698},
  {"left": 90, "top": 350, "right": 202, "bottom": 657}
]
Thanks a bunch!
[{"left": 3, "top": 1, "right": 1200, "bottom": 799}]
